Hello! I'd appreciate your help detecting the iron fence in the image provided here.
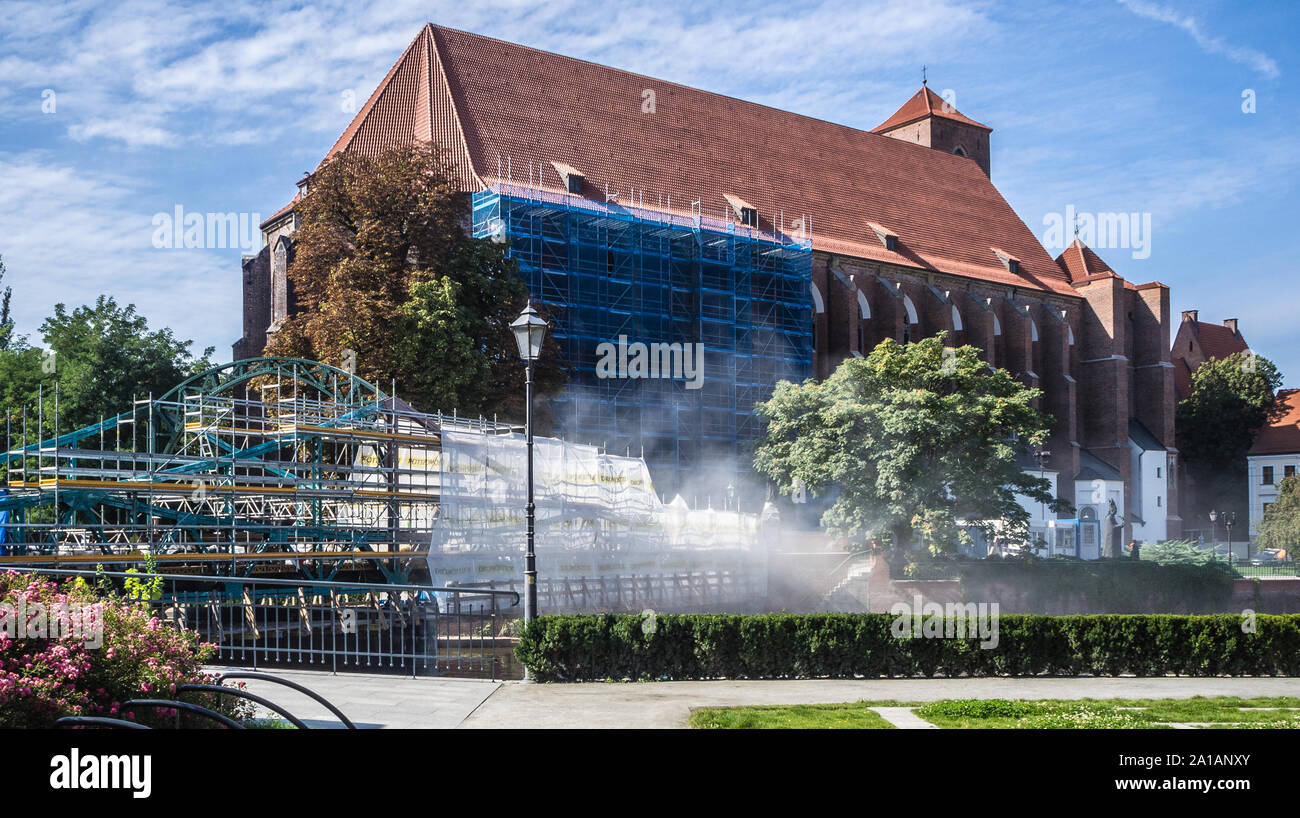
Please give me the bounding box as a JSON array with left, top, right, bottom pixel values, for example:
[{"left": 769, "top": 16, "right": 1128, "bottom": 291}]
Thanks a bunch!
[{"left": 18, "top": 568, "right": 519, "bottom": 679}]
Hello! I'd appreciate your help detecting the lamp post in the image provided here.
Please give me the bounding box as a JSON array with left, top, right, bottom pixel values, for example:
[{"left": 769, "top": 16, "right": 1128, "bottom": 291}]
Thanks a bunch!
[
  {"left": 1224, "top": 511, "right": 1238, "bottom": 558},
  {"left": 510, "top": 302, "right": 549, "bottom": 639},
  {"left": 1033, "top": 449, "right": 1051, "bottom": 533},
  {"left": 1209, "top": 510, "right": 1218, "bottom": 549}
]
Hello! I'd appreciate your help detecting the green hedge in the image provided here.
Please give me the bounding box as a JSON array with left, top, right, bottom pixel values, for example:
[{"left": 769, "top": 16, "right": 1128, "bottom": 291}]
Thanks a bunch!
[{"left": 516, "top": 613, "right": 1300, "bottom": 681}]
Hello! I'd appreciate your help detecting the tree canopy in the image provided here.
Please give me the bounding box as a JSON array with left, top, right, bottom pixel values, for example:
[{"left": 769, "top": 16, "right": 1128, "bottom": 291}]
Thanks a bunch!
[
  {"left": 0, "top": 296, "right": 213, "bottom": 443},
  {"left": 1176, "top": 351, "right": 1284, "bottom": 522},
  {"left": 264, "top": 143, "right": 564, "bottom": 422},
  {"left": 753, "top": 333, "right": 1063, "bottom": 552},
  {"left": 1255, "top": 474, "right": 1300, "bottom": 554}
]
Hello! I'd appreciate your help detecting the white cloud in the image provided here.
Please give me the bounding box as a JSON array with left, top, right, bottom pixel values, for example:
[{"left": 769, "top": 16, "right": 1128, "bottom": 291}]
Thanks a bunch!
[
  {"left": 1117, "top": 0, "right": 1280, "bottom": 79},
  {"left": 0, "top": 152, "right": 237, "bottom": 356}
]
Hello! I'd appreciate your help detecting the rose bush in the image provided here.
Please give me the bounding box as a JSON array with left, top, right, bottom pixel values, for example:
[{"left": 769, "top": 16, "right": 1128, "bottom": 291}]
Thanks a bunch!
[{"left": 0, "top": 570, "right": 244, "bottom": 728}]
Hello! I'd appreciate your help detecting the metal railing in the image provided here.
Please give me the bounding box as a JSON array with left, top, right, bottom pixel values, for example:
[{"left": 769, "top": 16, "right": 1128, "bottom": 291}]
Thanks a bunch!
[
  {"left": 1227, "top": 555, "right": 1300, "bottom": 578},
  {"left": 22, "top": 568, "right": 519, "bottom": 679}
]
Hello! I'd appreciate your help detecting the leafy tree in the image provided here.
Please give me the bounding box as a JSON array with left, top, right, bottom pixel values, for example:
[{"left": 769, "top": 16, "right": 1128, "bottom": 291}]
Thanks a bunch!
[
  {"left": 265, "top": 143, "right": 563, "bottom": 421},
  {"left": 754, "top": 333, "right": 1065, "bottom": 552},
  {"left": 1256, "top": 475, "right": 1300, "bottom": 554},
  {"left": 6, "top": 297, "right": 213, "bottom": 436},
  {"left": 0, "top": 255, "right": 13, "bottom": 351},
  {"left": 1176, "top": 351, "right": 1284, "bottom": 522}
]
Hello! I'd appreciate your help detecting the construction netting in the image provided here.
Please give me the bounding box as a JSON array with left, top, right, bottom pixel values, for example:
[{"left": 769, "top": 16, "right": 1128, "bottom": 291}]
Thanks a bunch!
[{"left": 426, "top": 429, "right": 760, "bottom": 584}]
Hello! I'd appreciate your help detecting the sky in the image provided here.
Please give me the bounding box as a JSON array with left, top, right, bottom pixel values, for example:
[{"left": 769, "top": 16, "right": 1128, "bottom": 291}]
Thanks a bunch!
[{"left": 0, "top": 0, "right": 1295, "bottom": 383}]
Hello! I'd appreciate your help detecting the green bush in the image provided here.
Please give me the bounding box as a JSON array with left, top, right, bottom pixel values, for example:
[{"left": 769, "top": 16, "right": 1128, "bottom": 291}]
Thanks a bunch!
[{"left": 516, "top": 613, "right": 1300, "bottom": 682}]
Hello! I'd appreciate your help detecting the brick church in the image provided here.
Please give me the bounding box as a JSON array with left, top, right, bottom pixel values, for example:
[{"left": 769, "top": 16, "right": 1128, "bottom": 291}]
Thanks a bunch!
[{"left": 236, "top": 24, "right": 1181, "bottom": 546}]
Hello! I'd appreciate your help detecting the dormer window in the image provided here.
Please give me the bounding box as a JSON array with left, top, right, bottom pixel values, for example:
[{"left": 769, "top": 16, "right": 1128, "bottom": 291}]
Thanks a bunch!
[
  {"left": 867, "top": 222, "right": 898, "bottom": 252},
  {"left": 724, "top": 194, "right": 758, "bottom": 227},
  {"left": 550, "top": 161, "right": 585, "bottom": 193},
  {"left": 991, "top": 247, "right": 1021, "bottom": 274}
]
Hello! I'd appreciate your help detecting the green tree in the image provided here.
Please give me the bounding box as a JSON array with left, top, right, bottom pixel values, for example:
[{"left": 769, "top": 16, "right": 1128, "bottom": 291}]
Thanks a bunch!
[
  {"left": 35, "top": 296, "right": 214, "bottom": 433},
  {"left": 754, "top": 333, "right": 1064, "bottom": 552},
  {"left": 266, "top": 142, "right": 563, "bottom": 420},
  {"left": 1256, "top": 475, "right": 1300, "bottom": 554},
  {"left": 0, "top": 255, "right": 13, "bottom": 351},
  {"left": 1176, "top": 351, "right": 1284, "bottom": 523}
]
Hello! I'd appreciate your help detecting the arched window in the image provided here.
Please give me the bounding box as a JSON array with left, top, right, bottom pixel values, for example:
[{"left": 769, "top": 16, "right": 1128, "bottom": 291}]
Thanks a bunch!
[
  {"left": 902, "top": 294, "right": 919, "bottom": 325},
  {"left": 954, "top": 146, "right": 967, "bottom": 157},
  {"left": 992, "top": 314, "right": 1002, "bottom": 336},
  {"left": 951, "top": 305, "right": 963, "bottom": 331},
  {"left": 810, "top": 282, "right": 825, "bottom": 314}
]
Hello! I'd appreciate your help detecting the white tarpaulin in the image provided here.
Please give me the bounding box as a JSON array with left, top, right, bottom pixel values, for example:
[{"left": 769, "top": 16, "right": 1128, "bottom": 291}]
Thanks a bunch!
[{"left": 428, "top": 430, "right": 758, "bottom": 577}]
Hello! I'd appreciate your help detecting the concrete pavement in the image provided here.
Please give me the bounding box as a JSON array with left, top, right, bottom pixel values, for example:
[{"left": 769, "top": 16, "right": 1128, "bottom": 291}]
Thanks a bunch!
[
  {"left": 203, "top": 667, "right": 1300, "bottom": 728},
  {"left": 457, "top": 677, "right": 1300, "bottom": 729},
  {"left": 206, "top": 666, "right": 499, "bottom": 728}
]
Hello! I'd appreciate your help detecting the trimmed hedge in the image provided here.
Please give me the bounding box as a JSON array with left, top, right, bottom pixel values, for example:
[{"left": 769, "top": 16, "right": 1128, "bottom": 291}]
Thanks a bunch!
[{"left": 516, "top": 613, "right": 1300, "bottom": 681}]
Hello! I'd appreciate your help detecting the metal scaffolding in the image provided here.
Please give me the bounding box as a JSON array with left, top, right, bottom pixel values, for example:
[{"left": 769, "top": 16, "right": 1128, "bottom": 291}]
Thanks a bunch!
[
  {"left": 472, "top": 183, "right": 814, "bottom": 501},
  {"left": 0, "top": 357, "right": 768, "bottom": 611},
  {"left": 0, "top": 357, "right": 502, "bottom": 584}
]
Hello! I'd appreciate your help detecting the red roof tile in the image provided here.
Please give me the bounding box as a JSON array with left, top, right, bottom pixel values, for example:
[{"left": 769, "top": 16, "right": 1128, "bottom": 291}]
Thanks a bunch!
[
  {"left": 871, "top": 86, "right": 991, "bottom": 134},
  {"left": 311, "top": 24, "right": 1077, "bottom": 297},
  {"left": 1055, "top": 238, "right": 1113, "bottom": 282},
  {"left": 1194, "top": 321, "right": 1250, "bottom": 362},
  {"left": 1251, "top": 389, "right": 1300, "bottom": 455}
]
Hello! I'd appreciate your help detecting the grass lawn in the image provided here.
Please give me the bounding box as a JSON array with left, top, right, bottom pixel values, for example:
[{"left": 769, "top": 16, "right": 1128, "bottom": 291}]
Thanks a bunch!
[
  {"left": 688, "top": 702, "right": 897, "bottom": 729},
  {"left": 688, "top": 696, "right": 1300, "bottom": 729}
]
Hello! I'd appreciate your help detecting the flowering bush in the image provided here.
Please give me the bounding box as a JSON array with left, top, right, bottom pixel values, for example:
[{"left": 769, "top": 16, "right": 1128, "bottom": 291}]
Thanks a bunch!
[{"left": 0, "top": 570, "right": 243, "bottom": 728}]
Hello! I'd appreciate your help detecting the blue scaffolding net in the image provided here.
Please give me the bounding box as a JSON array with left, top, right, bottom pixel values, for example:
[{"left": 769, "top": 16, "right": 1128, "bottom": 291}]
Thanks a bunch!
[{"left": 472, "top": 185, "right": 813, "bottom": 501}]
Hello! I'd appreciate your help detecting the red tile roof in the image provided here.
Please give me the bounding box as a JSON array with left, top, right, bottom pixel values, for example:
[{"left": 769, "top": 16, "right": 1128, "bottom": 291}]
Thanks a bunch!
[
  {"left": 1251, "top": 389, "right": 1300, "bottom": 455},
  {"left": 1193, "top": 321, "right": 1250, "bottom": 362},
  {"left": 301, "top": 24, "right": 1078, "bottom": 297},
  {"left": 1056, "top": 238, "right": 1112, "bottom": 282},
  {"left": 871, "top": 85, "right": 992, "bottom": 134}
]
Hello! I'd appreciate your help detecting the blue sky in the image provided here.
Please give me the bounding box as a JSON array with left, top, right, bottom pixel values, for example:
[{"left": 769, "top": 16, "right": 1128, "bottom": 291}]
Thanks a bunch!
[{"left": 1, "top": 0, "right": 1295, "bottom": 383}]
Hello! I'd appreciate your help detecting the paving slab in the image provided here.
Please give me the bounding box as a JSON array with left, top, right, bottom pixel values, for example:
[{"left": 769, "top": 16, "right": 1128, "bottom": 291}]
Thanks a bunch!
[
  {"left": 458, "top": 677, "right": 1300, "bottom": 729},
  {"left": 870, "top": 706, "right": 938, "bottom": 729},
  {"left": 205, "top": 666, "right": 499, "bottom": 729}
]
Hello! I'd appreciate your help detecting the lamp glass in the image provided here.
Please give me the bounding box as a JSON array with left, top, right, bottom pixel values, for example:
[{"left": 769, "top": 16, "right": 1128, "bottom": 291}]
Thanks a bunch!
[{"left": 510, "top": 304, "right": 549, "bottom": 362}]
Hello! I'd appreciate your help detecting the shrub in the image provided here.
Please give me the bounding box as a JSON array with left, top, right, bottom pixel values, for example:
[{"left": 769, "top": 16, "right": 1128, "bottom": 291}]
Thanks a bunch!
[
  {"left": 0, "top": 570, "right": 245, "bottom": 728},
  {"left": 516, "top": 612, "right": 1300, "bottom": 682}
]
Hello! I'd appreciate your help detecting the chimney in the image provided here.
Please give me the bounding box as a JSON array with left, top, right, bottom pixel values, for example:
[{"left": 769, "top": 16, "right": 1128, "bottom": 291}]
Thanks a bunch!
[
  {"left": 1181, "top": 310, "right": 1198, "bottom": 323},
  {"left": 1223, "top": 318, "right": 1239, "bottom": 336}
]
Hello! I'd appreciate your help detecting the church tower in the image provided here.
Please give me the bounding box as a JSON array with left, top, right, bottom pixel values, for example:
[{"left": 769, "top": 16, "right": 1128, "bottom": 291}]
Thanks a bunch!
[{"left": 872, "top": 84, "right": 992, "bottom": 177}]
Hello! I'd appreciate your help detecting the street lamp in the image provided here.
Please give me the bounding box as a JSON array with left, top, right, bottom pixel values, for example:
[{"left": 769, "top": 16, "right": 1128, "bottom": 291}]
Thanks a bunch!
[
  {"left": 1208, "top": 510, "right": 1219, "bottom": 549},
  {"left": 1033, "top": 449, "right": 1051, "bottom": 530},
  {"left": 510, "top": 302, "right": 548, "bottom": 637}
]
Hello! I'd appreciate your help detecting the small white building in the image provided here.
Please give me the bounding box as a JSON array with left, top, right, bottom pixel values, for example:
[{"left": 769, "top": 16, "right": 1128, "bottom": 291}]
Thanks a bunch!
[{"left": 1247, "top": 388, "right": 1300, "bottom": 537}]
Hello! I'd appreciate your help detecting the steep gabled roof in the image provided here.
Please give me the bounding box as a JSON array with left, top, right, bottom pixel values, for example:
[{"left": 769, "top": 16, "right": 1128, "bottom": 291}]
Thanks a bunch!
[
  {"left": 871, "top": 85, "right": 992, "bottom": 134},
  {"left": 1056, "top": 238, "right": 1113, "bottom": 282},
  {"left": 1194, "top": 322, "right": 1250, "bottom": 362},
  {"left": 300, "top": 24, "right": 1077, "bottom": 296},
  {"left": 1251, "top": 389, "right": 1300, "bottom": 456}
]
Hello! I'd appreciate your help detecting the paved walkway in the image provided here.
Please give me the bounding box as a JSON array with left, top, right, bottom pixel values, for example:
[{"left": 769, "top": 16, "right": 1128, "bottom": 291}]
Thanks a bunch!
[
  {"left": 458, "top": 677, "right": 1300, "bottom": 729},
  {"left": 870, "top": 706, "right": 938, "bottom": 729},
  {"left": 204, "top": 668, "right": 1300, "bottom": 728},
  {"left": 206, "top": 666, "right": 498, "bottom": 729}
]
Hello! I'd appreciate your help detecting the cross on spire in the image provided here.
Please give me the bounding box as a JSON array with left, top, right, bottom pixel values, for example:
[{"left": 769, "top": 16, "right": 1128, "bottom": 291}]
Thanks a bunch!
[{"left": 922, "top": 65, "right": 927, "bottom": 87}]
